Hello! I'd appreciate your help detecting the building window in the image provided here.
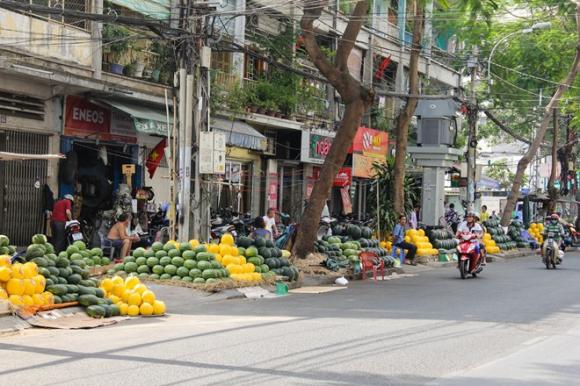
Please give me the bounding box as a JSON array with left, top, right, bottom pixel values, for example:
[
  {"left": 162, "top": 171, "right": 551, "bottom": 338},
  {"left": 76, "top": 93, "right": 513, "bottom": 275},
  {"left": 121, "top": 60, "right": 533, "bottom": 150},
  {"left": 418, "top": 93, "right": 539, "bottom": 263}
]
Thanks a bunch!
[
  {"left": 14, "top": 0, "right": 89, "bottom": 30},
  {"left": 388, "top": 0, "right": 399, "bottom": 25},
  {"left": 212, "top": 51, "right": 232, "bottom": 74},
  {"left": 244, "top": 54, "right": 267, "bottom": 81}
]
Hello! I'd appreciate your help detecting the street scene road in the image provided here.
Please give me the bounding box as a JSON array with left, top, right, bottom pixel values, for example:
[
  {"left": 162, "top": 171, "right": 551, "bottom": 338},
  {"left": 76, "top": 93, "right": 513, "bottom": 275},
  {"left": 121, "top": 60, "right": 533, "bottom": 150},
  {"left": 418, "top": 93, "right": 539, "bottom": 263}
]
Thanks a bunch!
[{"left": 2, "top": 253, "right": 579, "bottom": 385}]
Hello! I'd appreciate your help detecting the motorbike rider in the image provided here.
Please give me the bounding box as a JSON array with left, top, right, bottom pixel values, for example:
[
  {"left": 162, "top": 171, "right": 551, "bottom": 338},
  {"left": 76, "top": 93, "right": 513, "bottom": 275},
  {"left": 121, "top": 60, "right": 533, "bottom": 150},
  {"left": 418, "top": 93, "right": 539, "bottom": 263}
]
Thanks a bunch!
[
  {"left": 542, "top": 213, "right": 565, "bottom": 263},
  {"left": 456, "top": 212, "right": 485, "bottom": 267}
]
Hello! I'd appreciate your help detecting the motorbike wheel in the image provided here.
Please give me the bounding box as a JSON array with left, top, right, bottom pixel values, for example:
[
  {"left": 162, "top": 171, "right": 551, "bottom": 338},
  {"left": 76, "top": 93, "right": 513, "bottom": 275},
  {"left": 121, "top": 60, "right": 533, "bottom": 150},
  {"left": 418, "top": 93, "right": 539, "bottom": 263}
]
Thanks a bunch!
[
  {"left": 545, "top": 252, "right": 551, "bottom": 270},
  {"left": 551, "top": 250, "right": 557, "bottom": 269},
  {"left": 459, "top": 260, "right": 468, "bottom": 280}
]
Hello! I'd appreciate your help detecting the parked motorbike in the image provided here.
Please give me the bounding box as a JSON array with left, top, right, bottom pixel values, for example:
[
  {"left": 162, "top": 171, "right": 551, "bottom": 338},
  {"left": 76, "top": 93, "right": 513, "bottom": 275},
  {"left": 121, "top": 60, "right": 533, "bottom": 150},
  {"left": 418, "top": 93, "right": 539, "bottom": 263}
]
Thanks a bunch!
[
  {"left": 544, "top": 233, "right": 561, "bottom": 269},
  {"left": 210, "top": 209, "right": 252, "bottom": 242},
  {"left": 317, "top": 216, "right": 337, "bottom": 240},
  {"left": 456, "top": 232, "right": 484, "bottom": 279},
  {"left": 65, "top": 220, "right": 85, "bottom": 246}
]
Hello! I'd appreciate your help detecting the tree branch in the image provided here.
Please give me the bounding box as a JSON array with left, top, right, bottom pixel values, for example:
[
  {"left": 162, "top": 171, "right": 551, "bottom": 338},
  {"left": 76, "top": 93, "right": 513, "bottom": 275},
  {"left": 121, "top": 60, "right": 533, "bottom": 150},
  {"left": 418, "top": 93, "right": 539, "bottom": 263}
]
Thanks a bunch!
[
  {"left": 300, "top": 0, "right": 339, "bottom": 85},
  {"left": 335, "top": 0, "right": 369, "bottom": 71},
  {"left": 483, "top": 109, "right": 550, "bottom": 149}
]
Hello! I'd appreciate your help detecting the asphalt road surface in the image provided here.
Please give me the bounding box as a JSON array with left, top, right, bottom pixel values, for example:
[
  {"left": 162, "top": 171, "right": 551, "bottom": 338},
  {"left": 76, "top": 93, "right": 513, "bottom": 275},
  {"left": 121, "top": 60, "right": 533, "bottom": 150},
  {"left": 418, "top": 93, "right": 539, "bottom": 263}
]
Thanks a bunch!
[{"left": 1, "top": 252, "right": 579, "bottom": 385}]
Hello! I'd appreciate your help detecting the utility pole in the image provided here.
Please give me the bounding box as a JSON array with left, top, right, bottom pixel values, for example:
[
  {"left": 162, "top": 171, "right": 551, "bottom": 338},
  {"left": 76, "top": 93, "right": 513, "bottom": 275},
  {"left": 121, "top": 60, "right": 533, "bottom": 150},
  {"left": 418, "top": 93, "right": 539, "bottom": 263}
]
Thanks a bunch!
[
  {"left": 466, "top": 50, "right": 479, "bottom": 214},
  {"left": 177, "top": 0, "right": 212, "bottom": 242}
]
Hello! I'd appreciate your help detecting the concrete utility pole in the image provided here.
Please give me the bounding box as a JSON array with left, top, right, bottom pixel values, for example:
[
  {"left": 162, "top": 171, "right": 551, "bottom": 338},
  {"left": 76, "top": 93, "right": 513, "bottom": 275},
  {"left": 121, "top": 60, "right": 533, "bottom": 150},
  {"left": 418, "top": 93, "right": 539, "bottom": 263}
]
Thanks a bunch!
[
  {"left": 177, "top": 0, "right": 213, "bottom": 242},
  {"left": 466, "top": 50, "right": 479, "bottom": 213}
]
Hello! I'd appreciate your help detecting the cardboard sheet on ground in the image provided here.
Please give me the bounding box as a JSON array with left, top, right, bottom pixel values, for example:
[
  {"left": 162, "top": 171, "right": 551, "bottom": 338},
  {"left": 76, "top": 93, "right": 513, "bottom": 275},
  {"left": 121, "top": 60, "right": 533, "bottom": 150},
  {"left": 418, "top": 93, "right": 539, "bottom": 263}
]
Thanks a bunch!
[
  {"left": 289, "top": 286, "right": 347, "bottom": 294},
  {"left": 237, "top": 286, "right": 277, "bottom": 299},
  {"left": 27, "top": 309, "right": 129, "bottom": 329}
]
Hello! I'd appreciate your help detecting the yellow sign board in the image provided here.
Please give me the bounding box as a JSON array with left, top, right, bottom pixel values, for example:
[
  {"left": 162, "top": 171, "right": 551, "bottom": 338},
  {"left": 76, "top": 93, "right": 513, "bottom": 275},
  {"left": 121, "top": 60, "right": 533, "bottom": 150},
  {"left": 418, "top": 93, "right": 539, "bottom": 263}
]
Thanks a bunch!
[{"left": 122, "top": 164, "right": 136, "bottom": 175}]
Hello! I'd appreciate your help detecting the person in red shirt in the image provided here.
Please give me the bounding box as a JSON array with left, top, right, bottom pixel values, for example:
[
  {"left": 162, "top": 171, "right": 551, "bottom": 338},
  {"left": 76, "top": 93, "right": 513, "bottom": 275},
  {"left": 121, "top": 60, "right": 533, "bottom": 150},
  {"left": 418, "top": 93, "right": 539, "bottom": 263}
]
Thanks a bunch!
[{"left": 51, "top": 194, "right": 74, "bottom": 253}]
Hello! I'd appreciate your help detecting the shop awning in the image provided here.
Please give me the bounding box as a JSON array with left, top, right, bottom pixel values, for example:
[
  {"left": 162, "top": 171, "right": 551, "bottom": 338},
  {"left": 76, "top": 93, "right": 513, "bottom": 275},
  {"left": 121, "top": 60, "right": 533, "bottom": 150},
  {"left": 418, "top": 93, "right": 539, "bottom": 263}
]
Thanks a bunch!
[
  {"left": 0, "top": 151, "right": 65, "bottom": 161},
  {"left": 212, "top": 117, "right": 266, "bottom": 151},
  {"left": 106, "top": 0, "right": 170, "bottom": 21},
  {"left": 101, "top": 99, "right": 172, "bottom": 136}
]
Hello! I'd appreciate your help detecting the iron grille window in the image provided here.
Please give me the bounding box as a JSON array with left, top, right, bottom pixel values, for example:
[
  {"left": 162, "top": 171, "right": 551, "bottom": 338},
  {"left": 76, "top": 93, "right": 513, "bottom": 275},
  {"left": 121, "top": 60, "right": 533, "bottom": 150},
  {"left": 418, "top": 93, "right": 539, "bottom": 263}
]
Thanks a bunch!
[{"left": 13, "top": 0, "right": 89, "bottom": 31}]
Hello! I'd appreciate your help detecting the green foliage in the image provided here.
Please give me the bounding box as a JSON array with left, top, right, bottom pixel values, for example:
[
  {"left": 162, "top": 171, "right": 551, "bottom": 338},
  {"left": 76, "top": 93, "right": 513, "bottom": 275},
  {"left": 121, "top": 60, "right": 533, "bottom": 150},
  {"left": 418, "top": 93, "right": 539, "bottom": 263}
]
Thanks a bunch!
[
  {"left": 439, "top": 0, "right": 580, "bottom": 140},
  {"left": 102, "top": 24, "right": 131, "bottom": 55},
  {"left": 368, "top": 157, "right": 420, "bottom": 237},
  {"left": 485, "top": 159, "right": 529, "bottom": 189}
]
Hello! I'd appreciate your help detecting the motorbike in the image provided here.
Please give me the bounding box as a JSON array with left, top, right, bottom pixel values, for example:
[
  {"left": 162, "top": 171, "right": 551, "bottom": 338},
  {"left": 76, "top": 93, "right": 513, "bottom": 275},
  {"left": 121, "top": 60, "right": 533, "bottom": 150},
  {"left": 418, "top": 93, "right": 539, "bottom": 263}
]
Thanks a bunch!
[
  {"left": 317, "top": 216, "right": 337, "bottom": 240},
  {"left": 456, "top": 232, "right": 484, "bottom": 279},
  {"left": 544, "top": 232, "right": 561, "bottom": 269},
  {"left": 65, "top": 220, "right": 85, "bottom": 246},
  {"left": 210, "top": 209, "right": 252, "bottom": 242},
  {"left": 564, "top": 224, "right": 579, "bottom": 248}
]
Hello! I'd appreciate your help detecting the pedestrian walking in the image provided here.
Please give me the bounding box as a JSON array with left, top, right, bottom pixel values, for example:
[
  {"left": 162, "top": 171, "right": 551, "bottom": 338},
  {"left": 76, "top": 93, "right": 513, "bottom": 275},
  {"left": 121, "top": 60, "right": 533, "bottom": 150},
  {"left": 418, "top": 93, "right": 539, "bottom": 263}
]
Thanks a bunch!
[
  {"left": 408, "top": 205, "right": 420, "bottom": 230},
  {"left": 445, "top": 203, "right": 460, "bottom": 233},
  {"left": 480, "top": 205, "right": 490, "bottom": 222}
]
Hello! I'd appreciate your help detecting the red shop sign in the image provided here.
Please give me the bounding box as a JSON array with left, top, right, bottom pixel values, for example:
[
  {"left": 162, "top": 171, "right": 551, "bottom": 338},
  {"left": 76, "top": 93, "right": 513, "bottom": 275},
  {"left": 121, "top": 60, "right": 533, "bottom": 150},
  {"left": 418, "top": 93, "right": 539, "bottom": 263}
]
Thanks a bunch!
[
  {"left": 64, "top": 96, "right": 111, "bottom": 137},
  {"left": 310, "top": 166, "right": 352, "bottom": 188},
  {"left": 333, "top": 167, "right": 352, "bottom": 187}
]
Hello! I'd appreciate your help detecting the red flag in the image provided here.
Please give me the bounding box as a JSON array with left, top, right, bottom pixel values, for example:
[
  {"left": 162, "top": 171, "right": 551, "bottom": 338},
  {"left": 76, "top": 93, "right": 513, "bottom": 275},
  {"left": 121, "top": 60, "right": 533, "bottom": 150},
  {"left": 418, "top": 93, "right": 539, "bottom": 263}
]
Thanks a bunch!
[
  {"left": 374, "top": 56, "right": 392, "bottom": 80},
  {"left": 146, "top": 138, "right": 167, "bottom": 178}
]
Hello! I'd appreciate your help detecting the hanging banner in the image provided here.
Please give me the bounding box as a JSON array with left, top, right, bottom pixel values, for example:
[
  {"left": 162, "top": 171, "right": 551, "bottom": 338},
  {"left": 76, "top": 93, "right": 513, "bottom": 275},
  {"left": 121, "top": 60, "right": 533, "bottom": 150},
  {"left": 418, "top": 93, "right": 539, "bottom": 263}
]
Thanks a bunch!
[
  {"left": 268, "top": 173, "right": 278, "bottom": 210},
  {"left": 340, "top": 187, "right": 353, "bottom": 214}
]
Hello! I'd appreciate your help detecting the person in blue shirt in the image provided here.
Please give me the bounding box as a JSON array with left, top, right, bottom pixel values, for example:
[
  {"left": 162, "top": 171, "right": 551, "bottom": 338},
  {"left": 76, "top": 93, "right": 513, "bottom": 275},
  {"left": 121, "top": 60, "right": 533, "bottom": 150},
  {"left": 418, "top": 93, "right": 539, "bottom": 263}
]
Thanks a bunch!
[
  {"left": 392, "top": 215, "right": 417, "bottom": 265},
  {"left": 250, "top": 216, "right": 272, "bottom": 240}
]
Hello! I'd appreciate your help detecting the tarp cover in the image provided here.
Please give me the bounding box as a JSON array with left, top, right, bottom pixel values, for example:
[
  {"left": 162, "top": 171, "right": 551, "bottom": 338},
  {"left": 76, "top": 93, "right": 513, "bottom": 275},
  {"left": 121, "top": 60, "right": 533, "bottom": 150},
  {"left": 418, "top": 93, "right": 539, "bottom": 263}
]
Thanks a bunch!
[
  {"left": 212, "top": 117, "right": 266, "bottom": 151},
  {"left": 0, "top": 151, "right": 65, "bottom": 161},
  {"left": 106, "top": 0, "right": 170, "bottom": 20}
]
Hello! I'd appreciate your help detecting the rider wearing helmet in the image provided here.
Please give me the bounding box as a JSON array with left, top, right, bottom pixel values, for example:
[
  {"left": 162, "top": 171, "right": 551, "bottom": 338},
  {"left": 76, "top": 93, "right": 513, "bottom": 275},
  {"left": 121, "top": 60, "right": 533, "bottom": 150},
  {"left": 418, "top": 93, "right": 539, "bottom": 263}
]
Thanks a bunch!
[
  {"left": 543, "top": 213, "right": 565, "bottom": 262},
  {"left": 456, "top": 212, "right": 485, "bottom": 266}
]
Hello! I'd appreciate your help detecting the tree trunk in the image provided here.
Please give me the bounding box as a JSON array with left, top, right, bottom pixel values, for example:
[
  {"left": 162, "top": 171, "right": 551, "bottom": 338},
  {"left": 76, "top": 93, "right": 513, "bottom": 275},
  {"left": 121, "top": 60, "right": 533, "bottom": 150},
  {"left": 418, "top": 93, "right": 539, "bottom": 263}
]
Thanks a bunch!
[
  {"left": 547, "top": 108, "right": 559, "bottom": 213},
  {"left": 292, "top": 100, "right": 367, "bottom": 258},
  {"left": 500, "top": 3, "right": 580, "bottom": 226},
  {"left": 393, "top": 0, "right": 424, "bottom": 215},
  {"left": 292, "top": 0, "right": 374, "bottom": 258}
]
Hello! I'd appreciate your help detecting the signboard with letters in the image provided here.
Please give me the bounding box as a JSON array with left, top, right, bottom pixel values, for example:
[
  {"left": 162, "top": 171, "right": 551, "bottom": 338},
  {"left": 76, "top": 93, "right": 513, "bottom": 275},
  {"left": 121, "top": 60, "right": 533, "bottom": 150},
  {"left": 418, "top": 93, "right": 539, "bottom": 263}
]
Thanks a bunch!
[
  {"left": 64, "top": 96, "right": 136, "bottom": 143},
  {"left": 300, "top": 129, "right": 335, "bottom": 164},
  {"left": 351, "top": 127, "right": 388, "bottom": 178}
]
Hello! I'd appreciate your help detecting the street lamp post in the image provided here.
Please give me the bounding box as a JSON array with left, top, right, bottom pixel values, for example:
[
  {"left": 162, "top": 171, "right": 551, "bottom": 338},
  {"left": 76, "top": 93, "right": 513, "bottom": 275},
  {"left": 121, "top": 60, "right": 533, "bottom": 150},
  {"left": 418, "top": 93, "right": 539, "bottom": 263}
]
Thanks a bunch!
[{"left": 487, "top": 22, "right": 551, "bottom": 92}]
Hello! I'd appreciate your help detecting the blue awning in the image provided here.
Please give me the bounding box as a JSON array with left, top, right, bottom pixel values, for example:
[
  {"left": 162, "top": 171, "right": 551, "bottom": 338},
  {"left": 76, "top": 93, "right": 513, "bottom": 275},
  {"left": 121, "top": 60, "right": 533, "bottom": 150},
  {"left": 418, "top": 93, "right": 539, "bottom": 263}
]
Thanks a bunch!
[{"left": 211, "top": 117, "right": 266, "bottom": 151}]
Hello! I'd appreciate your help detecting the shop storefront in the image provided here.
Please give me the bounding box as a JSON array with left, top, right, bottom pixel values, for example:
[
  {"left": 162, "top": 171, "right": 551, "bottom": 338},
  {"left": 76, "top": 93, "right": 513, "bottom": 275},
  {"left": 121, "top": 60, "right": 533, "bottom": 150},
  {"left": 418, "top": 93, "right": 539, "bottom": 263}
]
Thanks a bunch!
[
  {"left": 59, "top": 95, "right": 171, "bottom": 242},
  {"left": 210, "top": 117, "right": 266, "bottom": 216},
  {"left": 301, "top": 128, "right": 355, "bottom": 217},
  {"left": 0, "top": 80, "right": 60, "bottom": 245},
  {"left": 300, "top": 127, "right": 388, "bottom": 219}
]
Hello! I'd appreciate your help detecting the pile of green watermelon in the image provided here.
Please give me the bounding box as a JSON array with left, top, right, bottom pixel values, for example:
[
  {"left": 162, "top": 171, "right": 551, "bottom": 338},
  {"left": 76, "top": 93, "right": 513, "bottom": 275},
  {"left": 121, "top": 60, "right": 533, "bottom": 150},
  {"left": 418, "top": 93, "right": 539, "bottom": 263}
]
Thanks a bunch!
[
  {"left": 316, "top": 233, "right": 395, "bottom": 268},
  {"left": 110, "top": 241, "right": 230, "bottom": 284},
  {"left": 236, "top": 236, "right": 299, "bottom": 281},
  {"left": 24, "top": 235, "right": 118, "bottom": 315},
  {"left": 0, "top": 234, "right": 17, "bottom": 256}
]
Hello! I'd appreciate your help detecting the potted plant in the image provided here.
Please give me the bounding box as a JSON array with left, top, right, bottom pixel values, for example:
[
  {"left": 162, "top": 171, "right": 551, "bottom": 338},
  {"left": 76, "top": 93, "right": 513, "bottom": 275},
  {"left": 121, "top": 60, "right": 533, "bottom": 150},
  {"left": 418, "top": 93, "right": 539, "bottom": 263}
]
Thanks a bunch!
[
  {"left": 150, "top": 40, "right": 174, "bottom": 83},
  {"left": 102, "top": 24, "right": 131, "bottom": 75},
  {"left": 225, "top": 83, "right": 247, "bottom": 114}
]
